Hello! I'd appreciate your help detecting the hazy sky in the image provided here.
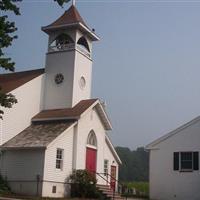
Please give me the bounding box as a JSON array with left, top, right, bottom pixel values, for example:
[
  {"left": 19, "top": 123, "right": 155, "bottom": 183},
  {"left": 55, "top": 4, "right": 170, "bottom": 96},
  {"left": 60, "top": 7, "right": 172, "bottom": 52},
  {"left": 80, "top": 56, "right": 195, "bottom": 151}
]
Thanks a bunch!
[{"left": 5, "top": 0, "right": 200, "bottom": 149}]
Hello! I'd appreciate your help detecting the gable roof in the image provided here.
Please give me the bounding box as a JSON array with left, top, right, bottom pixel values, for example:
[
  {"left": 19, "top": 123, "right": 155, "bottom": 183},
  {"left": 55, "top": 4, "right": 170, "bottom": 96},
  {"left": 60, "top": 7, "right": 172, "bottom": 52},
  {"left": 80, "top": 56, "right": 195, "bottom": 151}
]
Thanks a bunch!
[
  {"left": 0, "top": 69, "right": 45, "bottom": 93},
  {"left": 1, "top": 121, "right": 75, "bottom": 149},
  {"left": 146, "top": 116, "right": 200, "bottom": 150},
  {"left": 32, "top": 99, "right": 112, "bottom": 130},
  {"left": 1, "top": 99, "right": 112, "bottom": 149}
]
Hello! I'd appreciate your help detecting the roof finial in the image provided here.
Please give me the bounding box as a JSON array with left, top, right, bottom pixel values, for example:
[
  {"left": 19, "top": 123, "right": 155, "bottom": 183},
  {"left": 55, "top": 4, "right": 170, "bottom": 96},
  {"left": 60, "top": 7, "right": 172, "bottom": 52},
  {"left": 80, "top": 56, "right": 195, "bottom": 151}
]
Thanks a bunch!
[{"left": 72, "top": 0, "right": 76, "bottom": 6}]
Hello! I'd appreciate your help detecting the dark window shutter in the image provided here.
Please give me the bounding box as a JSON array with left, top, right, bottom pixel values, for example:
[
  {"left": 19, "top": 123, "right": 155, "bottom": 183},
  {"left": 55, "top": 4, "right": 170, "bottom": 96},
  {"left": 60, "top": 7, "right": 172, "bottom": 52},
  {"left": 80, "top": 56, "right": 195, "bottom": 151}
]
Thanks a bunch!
[
  {"left": 193, "top": 152, "right": 199, "bottom": 170},
  {"left": 174, "top": 152, "right": 179, "bottom": 171}
]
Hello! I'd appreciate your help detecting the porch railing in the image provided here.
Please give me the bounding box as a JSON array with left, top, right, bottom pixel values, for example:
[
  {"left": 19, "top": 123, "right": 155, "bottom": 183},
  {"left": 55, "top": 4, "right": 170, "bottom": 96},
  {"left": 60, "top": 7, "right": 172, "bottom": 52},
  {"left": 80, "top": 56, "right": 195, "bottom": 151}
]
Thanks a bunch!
[{"left": 92, "top": 171, "right": 124, "bottom": 200}]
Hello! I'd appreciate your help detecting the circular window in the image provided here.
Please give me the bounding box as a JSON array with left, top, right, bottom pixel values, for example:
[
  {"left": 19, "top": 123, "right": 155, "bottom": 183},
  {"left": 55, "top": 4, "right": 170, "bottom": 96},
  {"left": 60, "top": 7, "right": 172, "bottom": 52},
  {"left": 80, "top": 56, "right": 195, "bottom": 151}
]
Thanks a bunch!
[
  {"left": 55, "top": 73, "right": 64, "bottom": 84},
  {"left": 79, "top": 76, "right": 86, "bottom": 89}
]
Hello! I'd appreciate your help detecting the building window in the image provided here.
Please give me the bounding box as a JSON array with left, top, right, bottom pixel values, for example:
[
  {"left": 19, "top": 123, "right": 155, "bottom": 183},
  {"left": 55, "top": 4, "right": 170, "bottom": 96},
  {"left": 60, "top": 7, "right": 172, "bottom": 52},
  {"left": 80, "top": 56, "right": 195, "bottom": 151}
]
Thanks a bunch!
[
  {"left": 181, "top": 152, "right": 193, "bottom": 171},
  {"left": 104, "top": 159, "right": 109, "bottom": 175},
  {"left": 77, "top": 36, "right": 90, "bottom": 52},
  {"left": 173, "top": 152, "right": 199, "bottom": 172},
  {"left": 87, "top": 130, "right": 97, "bottom": 147},
  {"left": 56, "top": 148, "right": 64, "bottom": 170},
  {"left": 52, "top": 186, "right": 56, "bottom": 193}
]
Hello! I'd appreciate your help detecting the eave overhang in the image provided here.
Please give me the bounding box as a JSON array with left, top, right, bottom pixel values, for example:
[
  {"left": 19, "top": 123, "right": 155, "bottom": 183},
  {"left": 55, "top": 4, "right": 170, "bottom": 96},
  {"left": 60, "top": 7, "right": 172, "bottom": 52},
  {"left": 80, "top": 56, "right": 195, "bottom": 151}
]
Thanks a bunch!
[
  {"left": 42, "top": 22, "right": 100, "bottom": 41},
  {"left": 105, "top": 135, "right": 122, "bottom": 165},
  {"left": 94, "top": 100, "right": 112, "bottom": 131}
]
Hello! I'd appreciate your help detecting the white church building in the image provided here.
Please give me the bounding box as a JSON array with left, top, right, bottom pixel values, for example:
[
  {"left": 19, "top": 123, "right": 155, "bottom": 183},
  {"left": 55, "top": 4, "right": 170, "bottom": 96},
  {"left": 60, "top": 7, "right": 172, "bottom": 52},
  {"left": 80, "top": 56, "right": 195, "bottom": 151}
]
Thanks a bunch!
[
  {"left": 146, "top": 117, "right": 200, "bottom": 200},
  {"left": 0, "top": 5, "right": 122, "bottom": 198}
]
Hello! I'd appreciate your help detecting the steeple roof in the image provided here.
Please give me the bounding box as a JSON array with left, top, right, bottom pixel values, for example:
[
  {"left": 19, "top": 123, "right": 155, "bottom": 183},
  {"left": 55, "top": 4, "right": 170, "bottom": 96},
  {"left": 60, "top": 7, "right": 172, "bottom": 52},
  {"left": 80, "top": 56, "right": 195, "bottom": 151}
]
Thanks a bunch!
[
  {"left": 45, "top": 5, "right": 87, "bottom": 29},
  {"left": 42, "top": 5, "right": 99, "bottom": 41}
]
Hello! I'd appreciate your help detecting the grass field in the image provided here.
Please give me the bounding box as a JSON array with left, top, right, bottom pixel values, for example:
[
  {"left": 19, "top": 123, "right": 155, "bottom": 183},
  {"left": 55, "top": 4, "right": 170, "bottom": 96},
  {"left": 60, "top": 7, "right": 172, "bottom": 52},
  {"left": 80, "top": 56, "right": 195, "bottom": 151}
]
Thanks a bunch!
[{"left": 123, "top": 182, "right": 149, "bottom": 198}]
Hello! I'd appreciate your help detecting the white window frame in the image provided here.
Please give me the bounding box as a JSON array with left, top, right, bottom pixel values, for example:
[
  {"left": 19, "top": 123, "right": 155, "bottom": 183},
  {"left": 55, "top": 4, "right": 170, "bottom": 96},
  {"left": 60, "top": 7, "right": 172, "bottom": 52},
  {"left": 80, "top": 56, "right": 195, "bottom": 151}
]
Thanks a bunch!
[
  {"left": 180, "top": 152, "right": 193, "bottom": 172},
  {"left": 56, "top": 148, "right": 64, "bottom": 170},
  {"left": 104, "top": 159, "right": 109, "bottom": 175}
]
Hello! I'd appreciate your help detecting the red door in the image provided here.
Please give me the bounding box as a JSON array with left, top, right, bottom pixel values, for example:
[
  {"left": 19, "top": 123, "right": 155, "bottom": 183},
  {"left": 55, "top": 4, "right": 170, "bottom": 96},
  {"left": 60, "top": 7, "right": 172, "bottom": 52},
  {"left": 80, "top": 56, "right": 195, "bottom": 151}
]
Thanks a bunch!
[
  {"left": 110, "top": 165, "right": 116, "bottom": 191},
  {"left": 86, "top": 147, "right": 97, "bottom": 173}
]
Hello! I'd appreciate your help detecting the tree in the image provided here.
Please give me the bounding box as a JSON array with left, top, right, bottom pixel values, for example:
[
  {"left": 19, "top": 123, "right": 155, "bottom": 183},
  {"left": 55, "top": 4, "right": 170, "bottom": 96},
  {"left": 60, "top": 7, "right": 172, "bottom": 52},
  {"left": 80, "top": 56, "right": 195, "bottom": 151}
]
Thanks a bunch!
[{"left": 0, "top": 0, "right": 70, "bottom": 118}]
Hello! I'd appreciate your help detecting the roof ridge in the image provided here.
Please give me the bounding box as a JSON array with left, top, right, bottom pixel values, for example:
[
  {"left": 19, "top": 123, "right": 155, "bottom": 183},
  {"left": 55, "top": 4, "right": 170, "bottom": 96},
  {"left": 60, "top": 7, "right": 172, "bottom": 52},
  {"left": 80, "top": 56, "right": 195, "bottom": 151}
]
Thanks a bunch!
[
  {"left": 146, "top": 115, "right": 200, "bottom": 149},
  {"left": 0, "top": 68, "right": 44, "bottom": 76}
]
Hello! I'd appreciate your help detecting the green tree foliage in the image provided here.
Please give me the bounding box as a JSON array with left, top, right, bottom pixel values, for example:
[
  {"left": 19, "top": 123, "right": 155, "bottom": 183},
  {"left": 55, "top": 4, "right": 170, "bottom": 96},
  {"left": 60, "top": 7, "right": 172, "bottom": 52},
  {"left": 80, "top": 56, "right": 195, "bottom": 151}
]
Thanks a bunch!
[
  {"left": 68, "top": 169, "right": 100, "bottom": 198},
  {"left": 0, "top": 0, "right": 21, "bottom": 117},
  {"left": 115, "top": 146, "right": 149, "bottom": 182},
  {"left": 0, "top": 0, "right": 70, "bottom": 118}
]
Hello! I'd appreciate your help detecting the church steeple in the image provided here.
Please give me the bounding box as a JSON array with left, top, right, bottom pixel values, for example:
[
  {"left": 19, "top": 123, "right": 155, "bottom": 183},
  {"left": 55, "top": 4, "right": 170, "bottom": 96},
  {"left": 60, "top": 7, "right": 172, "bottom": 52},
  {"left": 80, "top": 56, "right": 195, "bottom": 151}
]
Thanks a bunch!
[
  {"left": 42, "top": 6, "right": 99, "bottom": 110},
  {"left": 42, "top": 5, "right": 99, "bottom": 41}
]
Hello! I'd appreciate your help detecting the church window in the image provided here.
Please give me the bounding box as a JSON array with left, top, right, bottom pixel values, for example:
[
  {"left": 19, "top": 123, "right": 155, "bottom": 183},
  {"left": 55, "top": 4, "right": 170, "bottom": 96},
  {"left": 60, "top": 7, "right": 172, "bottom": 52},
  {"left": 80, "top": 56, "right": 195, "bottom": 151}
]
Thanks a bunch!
[
  {"left": 79, "top": 76, "right": 86, "bottom": 89},
  {"left": 56, "top": 148, "right": 64, "bottom": 170},
  {"left": 104, "top": 159, "right": 109, "bottom": 175},
  {"left": 87, "top": 131, "right": 97, "bottom": 147},
  {"left": 55, "top": 73, "right": 64, "bottom": 85},
  {"left": 77, "top": 36, "right": 90, "bottom": 52},
  {"left": 50, "top": 33, "right": 74, "bottom": 51}
]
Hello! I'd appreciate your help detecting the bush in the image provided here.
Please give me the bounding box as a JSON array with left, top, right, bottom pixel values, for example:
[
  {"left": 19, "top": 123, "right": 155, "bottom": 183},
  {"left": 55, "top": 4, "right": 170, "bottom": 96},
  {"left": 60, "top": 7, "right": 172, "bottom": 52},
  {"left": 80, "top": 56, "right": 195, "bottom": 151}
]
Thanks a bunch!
[
  {"left": 0, "top": 174, "right": 11, "bottom": 194},
  {"left": 68, "top": 169, "right": 100, "bottom": 198}
]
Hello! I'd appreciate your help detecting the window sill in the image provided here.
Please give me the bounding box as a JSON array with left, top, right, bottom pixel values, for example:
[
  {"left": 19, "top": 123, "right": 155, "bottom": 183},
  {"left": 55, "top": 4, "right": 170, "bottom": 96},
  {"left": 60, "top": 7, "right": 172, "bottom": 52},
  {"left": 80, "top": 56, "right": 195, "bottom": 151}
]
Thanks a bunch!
[{"left": 179, "top": 169, "right": 193, "bottom": 172}]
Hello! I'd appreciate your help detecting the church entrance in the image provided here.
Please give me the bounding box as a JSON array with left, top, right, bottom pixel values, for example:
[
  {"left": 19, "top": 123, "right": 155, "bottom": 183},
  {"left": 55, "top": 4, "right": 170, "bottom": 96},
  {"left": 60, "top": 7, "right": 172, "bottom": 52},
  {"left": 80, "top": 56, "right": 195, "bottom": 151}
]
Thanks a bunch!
[
  {"left": 86, "top": 147, "right": 97, "bottom": 173},
  {"left": 86, "top": 130, "right": 97, "bottom": 174}
]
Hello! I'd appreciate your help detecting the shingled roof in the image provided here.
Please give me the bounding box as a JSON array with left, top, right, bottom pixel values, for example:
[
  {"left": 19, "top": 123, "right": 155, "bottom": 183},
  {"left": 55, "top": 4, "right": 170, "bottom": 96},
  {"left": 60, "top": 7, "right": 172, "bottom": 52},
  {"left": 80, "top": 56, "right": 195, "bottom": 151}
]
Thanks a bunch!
[
  {"left": 0, "top": 69, "right": 45, "bottom": 93},
  {"left": 43, "top": 5, "right": 87, "bottom": 30},
  {"left": 2, "top": 121, "right": 75, "bottom": 149},
  {"left": 32, "top": 99, "right": 98, "bottom": 121},
  {"left": 42, "top": 6, "right": 99, "bottom": 41}
]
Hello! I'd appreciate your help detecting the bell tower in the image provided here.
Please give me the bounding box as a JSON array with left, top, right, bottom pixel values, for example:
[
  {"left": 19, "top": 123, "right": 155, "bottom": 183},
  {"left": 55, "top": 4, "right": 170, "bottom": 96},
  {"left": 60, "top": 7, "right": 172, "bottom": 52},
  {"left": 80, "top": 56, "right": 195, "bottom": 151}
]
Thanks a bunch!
[{"left": 42, "top": 5, "right": 99, "bottom": 109}]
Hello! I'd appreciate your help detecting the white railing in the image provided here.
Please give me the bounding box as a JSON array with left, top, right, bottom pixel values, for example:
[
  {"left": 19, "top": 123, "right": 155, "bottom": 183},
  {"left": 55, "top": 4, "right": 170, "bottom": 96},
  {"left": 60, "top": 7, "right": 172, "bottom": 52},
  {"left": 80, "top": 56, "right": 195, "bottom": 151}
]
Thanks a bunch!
[
  {"left": 48, "top": 43, "right": 91, "bottom": 58},
  {"left": 49, "top": 43, "right": 75, "bottom": 52}
]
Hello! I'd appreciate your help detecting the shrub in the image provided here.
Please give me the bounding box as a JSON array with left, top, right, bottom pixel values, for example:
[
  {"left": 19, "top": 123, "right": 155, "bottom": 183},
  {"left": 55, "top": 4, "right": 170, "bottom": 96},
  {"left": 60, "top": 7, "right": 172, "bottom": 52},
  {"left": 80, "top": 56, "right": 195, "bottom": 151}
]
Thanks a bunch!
[
  {"left": 67, "top": 169, "right": 100, "bottom": 198},
  {"left": 0, "top": 174, "right": 11, "bottom": 194}
]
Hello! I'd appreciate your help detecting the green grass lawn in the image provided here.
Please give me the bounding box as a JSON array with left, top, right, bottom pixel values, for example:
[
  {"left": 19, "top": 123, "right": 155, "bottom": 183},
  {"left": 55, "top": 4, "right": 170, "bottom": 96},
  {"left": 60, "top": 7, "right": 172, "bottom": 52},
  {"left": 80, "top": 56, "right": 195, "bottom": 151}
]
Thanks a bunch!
[{"left": 122, "top": 181, "right": 149, "bottom": 199}]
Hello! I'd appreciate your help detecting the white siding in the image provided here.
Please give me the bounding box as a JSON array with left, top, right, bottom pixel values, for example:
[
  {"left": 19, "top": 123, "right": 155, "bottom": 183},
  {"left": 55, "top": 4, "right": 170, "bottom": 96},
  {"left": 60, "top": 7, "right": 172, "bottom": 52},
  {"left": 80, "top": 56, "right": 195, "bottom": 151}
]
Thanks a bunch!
[
  {"left": 0, "top": 149, "right": 45, "bottom": 196},
  {"left": 72, "top": 47, "right": 92, "bottom": 107},
  {"left": 42, "top": 126, "right": 74, "bottom": 197},
  {"left": 44, "top": 30, "right": 92, "bottom": 110},
  {"left": 149, "top": 120, "right": 200, "bottom": 200},
  {"left": 75, "top": 109, "right": 105, "bottom": 173},
  {"left": 0, "top": 75, "right": 44, "bottom": 145},
  {"left": 74, "top": 108, "right": 119, "bottom": 185},
  {"left": 44, "top": 51, "right": 75, "bottom": 109},
  {"left": 104, "top": 140, "right": 119, "bottom": 189}
]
